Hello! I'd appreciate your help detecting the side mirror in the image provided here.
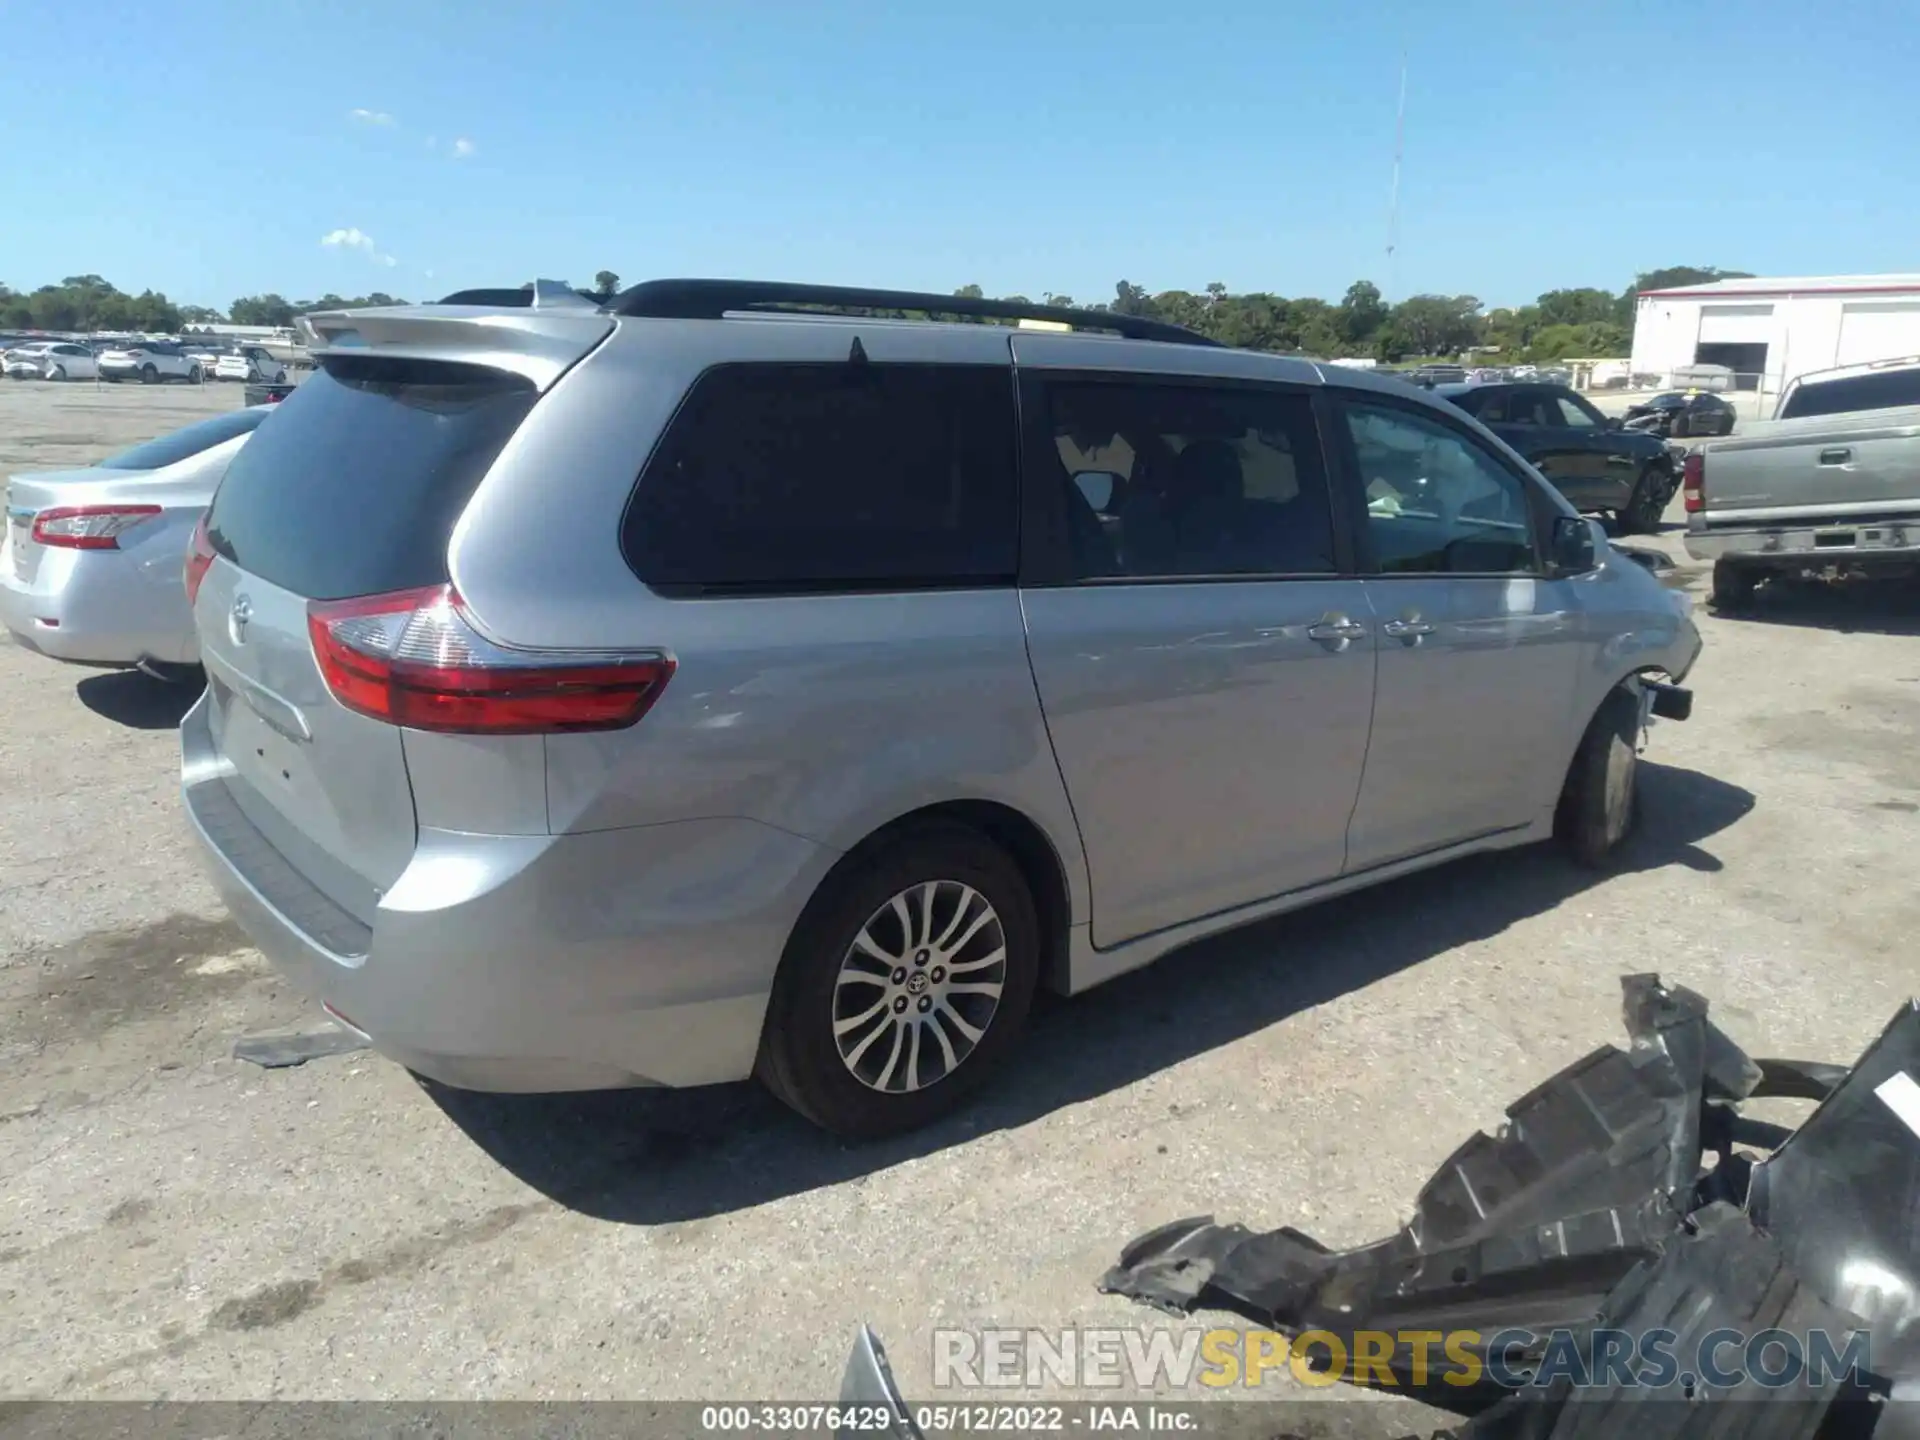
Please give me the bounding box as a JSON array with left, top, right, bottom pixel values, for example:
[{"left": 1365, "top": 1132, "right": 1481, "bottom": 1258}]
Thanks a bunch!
[{"left": 1549, "top": 514, "right": 1599, "bottom": 575}]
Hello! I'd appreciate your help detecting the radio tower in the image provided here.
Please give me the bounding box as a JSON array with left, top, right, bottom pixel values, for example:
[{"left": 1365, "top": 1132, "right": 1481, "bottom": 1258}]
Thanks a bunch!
[{"left": 1386, "top": 50, "right": 1406, "bottom": 300}]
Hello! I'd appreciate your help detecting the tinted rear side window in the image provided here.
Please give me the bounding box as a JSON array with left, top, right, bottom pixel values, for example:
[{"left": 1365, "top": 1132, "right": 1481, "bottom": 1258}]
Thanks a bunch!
[
  {"left": 205, "top": 358, "right": 535, "bottom": 601},
  {"left": 1779, "top": 369, "right": 1920, "bottom": 419},
  {"left": 623, "top": 362, "right": 1019, "bottom": 594}
]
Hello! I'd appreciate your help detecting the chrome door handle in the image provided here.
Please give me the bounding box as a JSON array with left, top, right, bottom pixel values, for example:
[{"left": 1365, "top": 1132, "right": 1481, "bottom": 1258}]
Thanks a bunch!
[
  {"left": 1382, "top": 618, "right": 1435, "bottom": 641},
  {"left": 1307, "top": 616, "right": 1367, "bottom": 646}
]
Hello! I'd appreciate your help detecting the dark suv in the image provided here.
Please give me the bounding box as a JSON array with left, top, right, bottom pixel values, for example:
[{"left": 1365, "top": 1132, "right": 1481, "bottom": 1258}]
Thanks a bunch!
[{"left": 1437, "top": 382, "right": 1680, "bottom": 533}]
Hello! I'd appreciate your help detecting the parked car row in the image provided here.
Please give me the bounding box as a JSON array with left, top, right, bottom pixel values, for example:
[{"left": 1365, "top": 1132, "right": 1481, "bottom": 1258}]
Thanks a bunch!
[
  {"left": 0, "top": 336, "right": 291, "bottom": 385},
  {"left": 5, "top": 280, "right": 1701, "bottom": 1140}
]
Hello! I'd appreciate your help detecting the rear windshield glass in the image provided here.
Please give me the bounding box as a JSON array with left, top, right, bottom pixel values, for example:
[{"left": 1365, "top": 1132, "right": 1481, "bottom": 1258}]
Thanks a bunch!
[
  {"left": 205, "top": 358, "right": 536, "bottom": 601},
  {"left": 100, "top": 407, "right": 268, "bottom": 471},
  {"left": 623, "top": 362, "right": 1020, "bottom": 594},
  {"left": 1778, "top": 368, "right": 1920, "bottom": 419}
]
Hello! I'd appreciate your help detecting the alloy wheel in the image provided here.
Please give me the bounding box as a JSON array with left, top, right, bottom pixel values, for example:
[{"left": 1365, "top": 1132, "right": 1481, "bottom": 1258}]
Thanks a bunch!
[{"left": 831, "top": 880, "right": 1008, "bottom": 1093}]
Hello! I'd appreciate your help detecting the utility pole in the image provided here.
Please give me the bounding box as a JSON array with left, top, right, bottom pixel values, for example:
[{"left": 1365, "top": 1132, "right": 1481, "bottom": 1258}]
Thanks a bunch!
[{"left": 1387, "top": 50, "right": 1407, "bottom": 302}]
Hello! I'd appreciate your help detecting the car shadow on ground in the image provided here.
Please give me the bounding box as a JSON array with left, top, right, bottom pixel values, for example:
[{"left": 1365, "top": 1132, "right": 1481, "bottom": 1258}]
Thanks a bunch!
[
  {"left": 1713, "top": 576, "right": 1920, "bottom": 638},
  {"left": 74, "top": 669, "right": 205, "bottom": 729},
  {"left": 427, "top": 760, "right": 1756, "bottom": 1225}
]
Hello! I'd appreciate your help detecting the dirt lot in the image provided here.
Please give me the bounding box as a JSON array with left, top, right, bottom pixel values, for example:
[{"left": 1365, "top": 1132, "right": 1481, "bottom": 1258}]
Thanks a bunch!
[{"left": 3, "top": 379, "right": 1919, "bottom": 1412}]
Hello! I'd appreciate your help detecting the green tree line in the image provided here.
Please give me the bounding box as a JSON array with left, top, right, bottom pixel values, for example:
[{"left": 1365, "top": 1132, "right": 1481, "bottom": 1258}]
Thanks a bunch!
[
  {"left": 0, "top": 276, "right": 414, "bottom": 333},
  {"left": 965, "top": 265, "right": 1748, "bottom": 363},
  {"left": 4, "top": 266, "right": 1749, "bottom": 363}
]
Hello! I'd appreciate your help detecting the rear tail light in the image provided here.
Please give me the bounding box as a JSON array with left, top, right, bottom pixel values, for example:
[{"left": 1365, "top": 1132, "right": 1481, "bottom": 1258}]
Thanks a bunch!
[
  {"left": 184, "top": 514, "right": 216, "bottom": 604},
  {"left": 1682, "top": 453, "right": 1705, "bottom": 513},
  {"left": 30, "top": 504, "right": 161, "bottom": 550},
  {"left": 306, "top": 584, "right": 674, "bottom": 735}
]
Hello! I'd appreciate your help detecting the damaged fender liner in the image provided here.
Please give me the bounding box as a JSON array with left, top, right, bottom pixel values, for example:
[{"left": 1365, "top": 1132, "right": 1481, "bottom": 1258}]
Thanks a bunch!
[{"left": 1101, "top": 974, "right": 1909, "bottom": 1436}]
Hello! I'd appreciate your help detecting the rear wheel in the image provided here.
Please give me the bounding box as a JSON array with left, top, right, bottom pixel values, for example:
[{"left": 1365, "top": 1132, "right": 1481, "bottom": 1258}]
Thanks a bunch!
[
  {"left": 188, "top": 365, "right": 203, "bottom": 385},
  {"left": 1618, "top": 464, "right": 1673, "bottom": 535},
  {"left": 1556, "top": 686, "right": 1641, "bottom": 869},
  {"left": 757, "top": 820, "right": 1039, "bottom": 1139},
  {"left": 1711, "top": 558, "right": 1760, "bottom": 610},
  {"left": 274, "top": 370, "right": 287, "bottom": 384}
]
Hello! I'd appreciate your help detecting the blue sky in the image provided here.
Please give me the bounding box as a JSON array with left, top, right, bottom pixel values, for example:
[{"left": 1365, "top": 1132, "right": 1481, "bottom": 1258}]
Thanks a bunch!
[{"left": 2, "top": 0, "right": 1914, "bottom": 312}]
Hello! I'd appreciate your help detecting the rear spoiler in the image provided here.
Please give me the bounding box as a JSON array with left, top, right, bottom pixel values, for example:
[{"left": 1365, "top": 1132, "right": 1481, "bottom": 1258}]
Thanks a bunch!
[
  {"left": 435, "top": 280, "right": 611, "bottom": 310},
  {"left": 294, "top": 279, "right": 614, "bottom": 390}
]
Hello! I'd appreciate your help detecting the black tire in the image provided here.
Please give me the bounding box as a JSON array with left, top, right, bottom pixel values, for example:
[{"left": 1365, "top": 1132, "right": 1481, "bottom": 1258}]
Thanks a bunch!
[
  {"left": 757, "top": 819, "right": 1040, "bottom": 1139},
  {"left": 1556, "top": 686, "right": 1641, "bottom": 869},
  {"left": 1711, "top": 558, "right": 1759, "bottom": 610},
  {"left": 1617, "top": 464, "right": 1673, "bottom": 535},
  {"left": 274, "top": 370, "right": 287, "bottom": 385},
  {"left": 139, "top": 363, "right": 157, "bottom": 385},
  {"left": 188, "top": 365, "right": 203, "bottom": 385}
]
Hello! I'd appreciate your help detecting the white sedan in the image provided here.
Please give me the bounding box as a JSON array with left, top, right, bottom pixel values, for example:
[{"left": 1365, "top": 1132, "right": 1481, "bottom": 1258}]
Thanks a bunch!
[
  {"left": 1, "top": 406, "right": 273, "bottom": 676},
  {"left": 38, "top": 342, "right": 99, "bottom": 382}
]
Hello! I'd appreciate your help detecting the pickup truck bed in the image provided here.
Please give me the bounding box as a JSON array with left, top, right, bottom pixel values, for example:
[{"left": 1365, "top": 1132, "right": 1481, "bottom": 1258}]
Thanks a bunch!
[{"left": 1683, "top": 404, "right": 1920, "bottom": 605}]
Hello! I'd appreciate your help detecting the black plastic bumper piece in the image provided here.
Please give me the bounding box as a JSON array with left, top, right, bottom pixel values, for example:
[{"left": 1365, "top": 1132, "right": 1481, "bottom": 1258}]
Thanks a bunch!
[{"left": 1644, "top": 679, "right": 1692, "bottom": 722}]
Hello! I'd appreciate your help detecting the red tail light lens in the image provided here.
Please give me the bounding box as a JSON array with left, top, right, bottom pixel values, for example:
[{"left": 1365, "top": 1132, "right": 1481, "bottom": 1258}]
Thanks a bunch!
[
  {"left": 1682, "top": 453, "right": 1705, "bottom": 513},
  {"left": 184, "top": 514, "right": 216, "bottom": 604},
  {"left": 306, "top": 585, "right": 675, "bottom": 735},
  {"left": 31, "top": 504, "right": 161, "bottom": 550}
]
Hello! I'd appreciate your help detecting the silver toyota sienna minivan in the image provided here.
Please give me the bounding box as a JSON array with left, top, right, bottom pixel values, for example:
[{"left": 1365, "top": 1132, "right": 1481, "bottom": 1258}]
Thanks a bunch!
[{"left": 180, "top": 279, "right": 1701, "bottom": 1137}]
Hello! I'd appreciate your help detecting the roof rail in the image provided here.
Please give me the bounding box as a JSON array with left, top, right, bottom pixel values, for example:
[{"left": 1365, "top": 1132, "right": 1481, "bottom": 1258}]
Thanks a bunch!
[{"left": 608, "top": 279, "right": 1220, "bottom": 347}]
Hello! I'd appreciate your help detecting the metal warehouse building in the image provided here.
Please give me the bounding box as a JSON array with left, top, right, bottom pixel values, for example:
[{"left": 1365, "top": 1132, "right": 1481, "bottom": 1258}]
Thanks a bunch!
[{"left": 1630, "top": 273, "right": 1920, "bottom": 392}]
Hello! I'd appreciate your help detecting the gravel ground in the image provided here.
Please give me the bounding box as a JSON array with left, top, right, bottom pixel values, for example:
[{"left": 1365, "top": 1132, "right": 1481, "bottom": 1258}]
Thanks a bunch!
[{"left": 2, "top": 380, "right": 1917, "bottom": 1421}]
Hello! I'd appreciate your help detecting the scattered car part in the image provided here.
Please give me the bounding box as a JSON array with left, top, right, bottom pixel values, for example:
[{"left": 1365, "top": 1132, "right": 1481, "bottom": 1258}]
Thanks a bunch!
[
  {"left": 837, "top": 1325, "right": 926, "bottom": 1439},
  {"left": 232, "top": 1022, "right": 371, "bottom": 1069},
  {"left": 1098, "top": 974, "right": 1913, "bottom": 1435}
]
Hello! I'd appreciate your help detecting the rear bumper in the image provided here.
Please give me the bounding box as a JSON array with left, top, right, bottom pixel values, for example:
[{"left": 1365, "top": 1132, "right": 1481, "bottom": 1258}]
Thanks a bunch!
[
  {"left": 179, "top": 692, "right": 836, "bottom": 1092},
  {"left": 0, "top": 546, "right": 199, "bottom": 666},
  {"left": 1684, "top": 520, "right": 1920, "bottom": 566}
]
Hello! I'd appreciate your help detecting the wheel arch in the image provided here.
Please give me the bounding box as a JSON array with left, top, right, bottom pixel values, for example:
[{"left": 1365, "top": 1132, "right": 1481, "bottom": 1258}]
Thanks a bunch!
[
  {"left": 1551, "top": 667, "right": 1662, "bottom": 806},
  {"left": 795, "top": 799, "right": 1076, "bottom": 997}
]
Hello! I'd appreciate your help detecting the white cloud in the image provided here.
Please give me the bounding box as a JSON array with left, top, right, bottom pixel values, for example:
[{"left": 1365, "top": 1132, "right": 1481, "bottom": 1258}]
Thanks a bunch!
[
  {"left": 321, "top": 228, "right": 398, "bottom": 267},
  {"left": 348, "top": 108, "right": 396, "bottom": 126},
  {"left": 450, "top": 137, "right": 476, "bottom": 159}
]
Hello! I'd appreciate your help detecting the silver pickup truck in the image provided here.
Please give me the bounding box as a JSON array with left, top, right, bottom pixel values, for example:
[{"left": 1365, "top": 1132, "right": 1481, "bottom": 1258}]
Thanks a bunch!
[{"left": 1683, "top": 355, "right": 1920, "bottom": 607}]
